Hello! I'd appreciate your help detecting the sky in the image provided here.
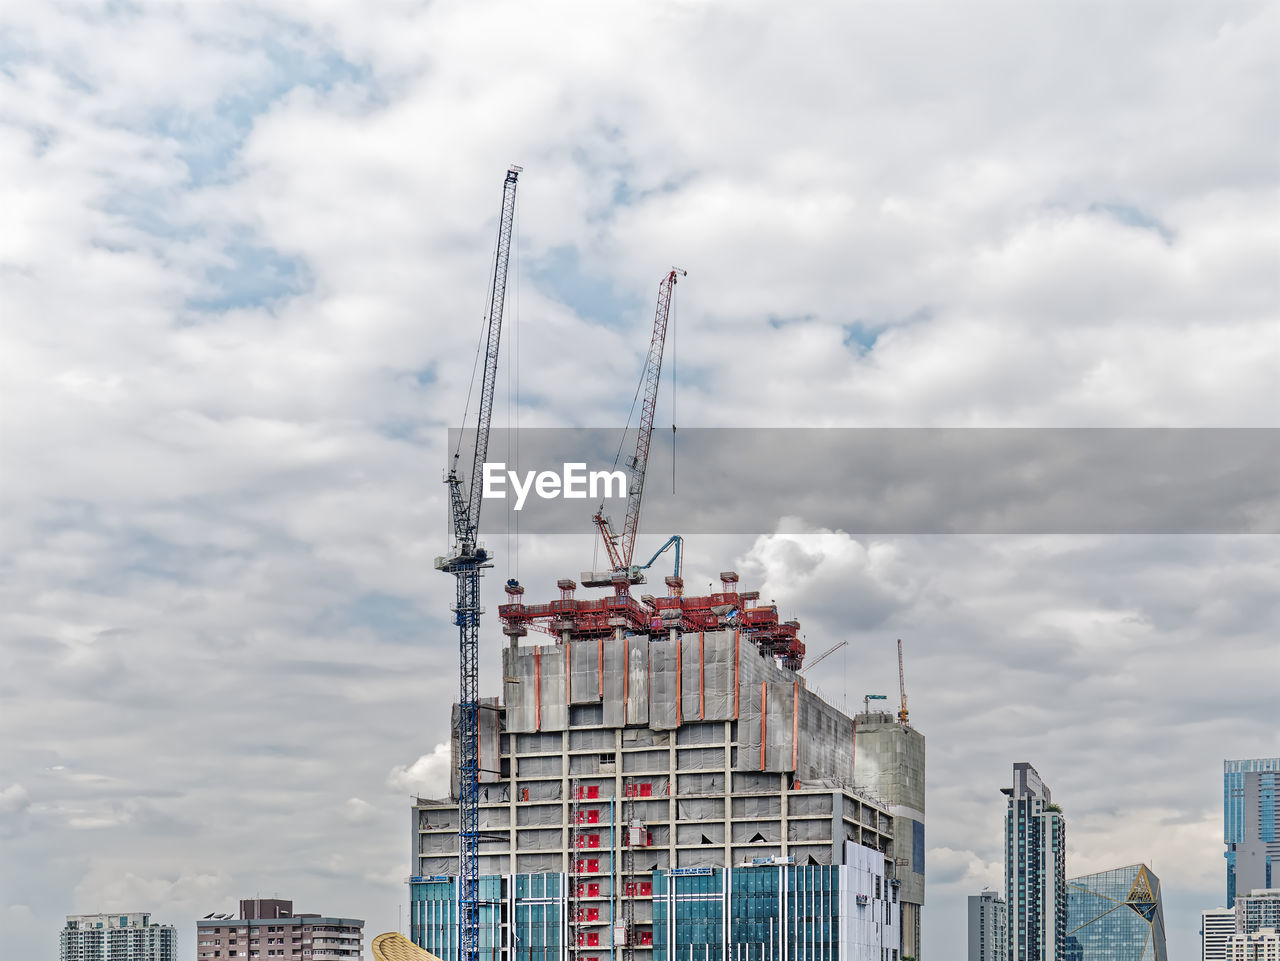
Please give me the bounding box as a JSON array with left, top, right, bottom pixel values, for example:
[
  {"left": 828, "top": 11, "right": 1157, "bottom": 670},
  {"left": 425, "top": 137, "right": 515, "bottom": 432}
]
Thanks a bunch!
[{"left": 1, "top": 1, "right": 1278, "bottom": 959}]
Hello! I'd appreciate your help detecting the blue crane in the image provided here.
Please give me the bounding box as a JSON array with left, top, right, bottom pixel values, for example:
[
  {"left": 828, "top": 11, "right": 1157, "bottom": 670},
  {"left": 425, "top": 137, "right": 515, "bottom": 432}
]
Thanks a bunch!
[{"left": 436, "top": 164, "right": 520, "bottom": 961}]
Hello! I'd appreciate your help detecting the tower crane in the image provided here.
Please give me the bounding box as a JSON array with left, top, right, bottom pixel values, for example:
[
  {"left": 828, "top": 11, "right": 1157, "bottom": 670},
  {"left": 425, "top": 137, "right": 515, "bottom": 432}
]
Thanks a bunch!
[
  {"left": 800, "top": 639, "right": 848, "bottom": 673},
  {"left": 897, "top": 637, "right": 909, "bottom": 725},
  {"left": 435, "top": 164, "right": 520, "bottom": 961},
  {"left": 592, "top": 268, "right": 686, "bottom": 591}
]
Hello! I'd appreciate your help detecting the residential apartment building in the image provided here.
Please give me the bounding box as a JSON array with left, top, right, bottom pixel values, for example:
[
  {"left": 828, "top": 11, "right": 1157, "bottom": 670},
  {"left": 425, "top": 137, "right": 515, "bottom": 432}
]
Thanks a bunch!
[
  {"left": 1225, "top": 928, "right": 1280, "bottom": 960},
  {"left": 1238, "top": 889, "right": 1280, "bottom": 935},
  {"left": 196, "top": 899, "right": 363, "bottom": 961},
  {"left": 61, "top": 913, "right": 176, "bottom": 961},
  {"left": 1003, "top": 763, "right": 1066, "bottom": 960},
  {"left": 968, "top": 889, "right": 1007, "bottom": 961}
]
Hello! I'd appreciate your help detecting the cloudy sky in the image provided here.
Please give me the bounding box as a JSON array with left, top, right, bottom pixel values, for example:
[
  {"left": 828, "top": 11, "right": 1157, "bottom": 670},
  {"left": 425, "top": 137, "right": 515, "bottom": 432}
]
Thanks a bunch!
[{"left": 2, "top": 1, "right": 1278, "bottom": 958}]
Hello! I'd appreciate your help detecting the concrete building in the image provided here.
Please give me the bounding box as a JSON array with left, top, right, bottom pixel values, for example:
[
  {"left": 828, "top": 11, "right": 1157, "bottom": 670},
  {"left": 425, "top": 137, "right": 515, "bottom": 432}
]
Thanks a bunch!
[
  {"left": 1225, "top": 757, "right": 1280, "bottom": 906},
  {"left": 196, "top": 899, "right": 363, "bottom": 961},
  {"left": 61, "top": 913, "right": 176, "bottom": 961},
  {"left": 1238, "top": 890, "right": 1280, "bottom": 935},
  {"left": 1225, "top": 928, "right": 1280, "bottom": 960},
  {"left": 967, "top": 889, "right": 1007, "bottom": 961},
  {"left": 852, "top": 710, "right": 925, "bottom": 957},
  {"left": 1065, "top": 864, "right": 1166, "bottom": 960},
  {"left": 1203, "top": 907, "right": 1237, "bottom": 961},
  {"left": 411, "top": 625, "right": 910, "bottom": 961},
  {"left": 1002, "top": 763, "right": 1066, "bottom": 961}
]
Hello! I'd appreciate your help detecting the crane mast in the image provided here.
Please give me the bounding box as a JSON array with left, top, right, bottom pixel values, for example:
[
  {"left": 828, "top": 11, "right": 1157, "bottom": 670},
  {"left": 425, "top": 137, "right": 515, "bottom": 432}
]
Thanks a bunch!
[
  {"left": 594, "top": 268, "right": 685, "bottom": 580},
  {"left": 437, "top": 164, "right": 520, "bottom": 961},
  {"left": 897, "top": 637, "right": 909, "bottom": 725}
]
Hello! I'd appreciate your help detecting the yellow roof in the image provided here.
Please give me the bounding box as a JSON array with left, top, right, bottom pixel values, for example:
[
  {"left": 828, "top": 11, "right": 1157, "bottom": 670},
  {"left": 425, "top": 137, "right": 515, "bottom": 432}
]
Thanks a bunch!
[{"left": 370, "top": 932, "right": 445, "bottom": 961}]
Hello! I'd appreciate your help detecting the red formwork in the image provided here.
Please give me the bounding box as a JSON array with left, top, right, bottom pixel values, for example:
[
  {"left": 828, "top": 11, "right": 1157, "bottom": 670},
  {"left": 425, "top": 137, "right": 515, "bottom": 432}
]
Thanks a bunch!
[{"left": 499, "top": 570, "right": 806, "bottom": 669}]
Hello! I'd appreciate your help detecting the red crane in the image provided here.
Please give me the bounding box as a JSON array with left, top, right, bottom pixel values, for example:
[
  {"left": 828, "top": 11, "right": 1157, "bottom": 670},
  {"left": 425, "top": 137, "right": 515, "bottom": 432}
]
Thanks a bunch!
[{"left": 592, "top": 268, "right": 685, "bottom": 585}]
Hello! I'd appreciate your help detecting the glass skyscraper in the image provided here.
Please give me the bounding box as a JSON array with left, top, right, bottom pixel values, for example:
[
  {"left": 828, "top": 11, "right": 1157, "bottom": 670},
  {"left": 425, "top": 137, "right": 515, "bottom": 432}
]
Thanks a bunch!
[
  {"left": 1225, "top": 758, "right": 1280, "bottom": 906},
  {"left": 1064, "top": 864, "right": 1167, "bottom": 961},
  {"left": 1003, "top": 763, "right": 1066, "bottom": 961}
]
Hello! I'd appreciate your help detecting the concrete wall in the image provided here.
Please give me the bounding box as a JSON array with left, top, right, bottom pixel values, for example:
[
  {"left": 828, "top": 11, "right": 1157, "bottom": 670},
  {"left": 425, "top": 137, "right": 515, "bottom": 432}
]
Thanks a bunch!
[{"left": 852, "top": 712, "right": 926, "bottom": 957}]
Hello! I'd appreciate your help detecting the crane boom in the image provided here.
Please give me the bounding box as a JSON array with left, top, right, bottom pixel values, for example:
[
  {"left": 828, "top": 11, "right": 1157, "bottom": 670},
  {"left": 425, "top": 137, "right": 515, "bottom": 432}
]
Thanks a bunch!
[
  {"left": 451, "top": 166, "right": 522, "bottom": 546},
  {"left": 800, "top": 639, "right": 848, "bottom": 673},
  {"left": 594, "top": 268, "right": 685, "bottom": 577},
  {"left": 438, "top": 164, "right": 520, "bottom": 961}
]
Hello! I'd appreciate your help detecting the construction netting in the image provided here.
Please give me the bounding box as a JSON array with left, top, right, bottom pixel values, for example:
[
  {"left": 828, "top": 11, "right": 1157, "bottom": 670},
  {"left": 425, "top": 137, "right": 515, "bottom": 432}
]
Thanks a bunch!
[{"left": 498, "top": 629, "right": 858, "bottom": 781}]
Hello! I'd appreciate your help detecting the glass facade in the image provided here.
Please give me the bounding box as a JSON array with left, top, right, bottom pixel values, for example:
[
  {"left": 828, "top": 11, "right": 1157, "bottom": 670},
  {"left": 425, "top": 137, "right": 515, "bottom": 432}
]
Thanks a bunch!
[
  {"left": 412, "top": 857, "right": 899, "bottom": 961},
  {"left": 412, "top": 875, "right": 565, "bottom": 961},
  {"left": 652, "top": 866, "right": 845, "bottom": 961},
  {"left": 1225, "top": 758, "right": 1280, "bottom": 906},
  {"left": 1064, "top": 865, "right": 1166, "bottom": 961}
]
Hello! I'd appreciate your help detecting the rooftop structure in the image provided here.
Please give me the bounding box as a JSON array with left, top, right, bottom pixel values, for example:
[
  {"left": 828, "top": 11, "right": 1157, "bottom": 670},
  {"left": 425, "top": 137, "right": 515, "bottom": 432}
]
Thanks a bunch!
[
  {"left": 1065, "top": 864, "right": 1166, "bottom": 960},
  {"left": 61, "top": 913, "right": 176, "bottom": 961}
]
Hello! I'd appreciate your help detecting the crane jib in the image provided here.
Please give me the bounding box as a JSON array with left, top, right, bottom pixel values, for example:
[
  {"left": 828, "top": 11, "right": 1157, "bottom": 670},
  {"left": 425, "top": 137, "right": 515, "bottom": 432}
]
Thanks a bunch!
[{"left": 599, "top": 267, "right": 684, "bottom": 576}]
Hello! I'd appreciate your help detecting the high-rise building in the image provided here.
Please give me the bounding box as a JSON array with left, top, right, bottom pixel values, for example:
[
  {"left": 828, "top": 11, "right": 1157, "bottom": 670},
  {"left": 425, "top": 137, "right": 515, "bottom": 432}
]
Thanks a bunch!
[
  {"left": 411, "top": 609, "right": 913, "bottom": 961},
  {"left": 1225, "top": 757, "right": 1280, "bottom": 906},
  {"left": 196, "top": 899, "right": 363, "bottom": 961},
  {"left": 853, "top": 709, "right": 926, "bottom": 957},
  {"left": 1202, "top": 907, "right": 1237, "bottom": 961},
  {"left": 1003, "top": 762, "right": 1066, "bottom": 961},
  {"left": 61, "top": 913, "right": 176, "bottom": 961},
  {"left": 1237, "top": 889, "right": 1280, "bottom": 935},
  {"left": 968, "top": 889, "right": 1007, "bottom": 961},
  {"left": 1064, "top": 864, "right": 1166, "bottom": 960},
  {"left": 1225, "top": 928, "right": 1280, "bottom": 960}
]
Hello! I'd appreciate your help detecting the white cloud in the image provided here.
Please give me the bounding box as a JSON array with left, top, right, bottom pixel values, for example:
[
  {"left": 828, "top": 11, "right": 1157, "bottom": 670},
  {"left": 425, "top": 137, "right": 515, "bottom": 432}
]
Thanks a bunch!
[
  {"left": 387, "top": 743, "right": 452, "bottom": 799},
  {"left": 342, "top": 797, "right": 377, "bottom": 824}
]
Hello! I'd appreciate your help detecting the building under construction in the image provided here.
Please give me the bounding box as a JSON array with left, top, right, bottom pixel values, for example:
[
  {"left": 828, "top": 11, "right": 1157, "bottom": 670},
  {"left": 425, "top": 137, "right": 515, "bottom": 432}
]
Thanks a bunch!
[
  {"left": 426, "top": 171, "right": 925, "bottom": 961},
  {"left": 410, "top": 572, "right": 925, "bottom": 961}
]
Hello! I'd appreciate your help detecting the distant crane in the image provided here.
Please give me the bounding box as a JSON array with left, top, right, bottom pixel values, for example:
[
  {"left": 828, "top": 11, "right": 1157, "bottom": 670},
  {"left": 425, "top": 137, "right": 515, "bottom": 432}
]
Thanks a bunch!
[
  {"left": 800, "top": 639, "right": 848, "bottom": 673},
  {"left": 897, "top": 637, "right": 910, "bottom": 725},
  {"left": 593, "top": 268, "right": 686, "bottom": 591},
  {"left": 436, "top": 165, "right": 520, "bottom": 961}
]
